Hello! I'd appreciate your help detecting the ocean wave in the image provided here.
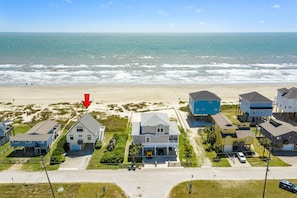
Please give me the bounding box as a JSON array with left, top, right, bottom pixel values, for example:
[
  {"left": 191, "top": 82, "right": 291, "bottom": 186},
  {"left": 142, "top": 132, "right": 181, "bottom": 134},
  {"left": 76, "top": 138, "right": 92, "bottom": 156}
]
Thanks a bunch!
[{"left": 0, "top": 63, "right": 296, "bottom": 85}]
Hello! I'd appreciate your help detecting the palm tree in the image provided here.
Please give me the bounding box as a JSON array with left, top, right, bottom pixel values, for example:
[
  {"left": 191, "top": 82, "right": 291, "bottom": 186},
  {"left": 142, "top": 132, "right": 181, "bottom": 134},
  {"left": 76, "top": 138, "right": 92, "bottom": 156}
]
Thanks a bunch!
[
  {"left": 259, "top": 138, "right": 271, "bottom": 157},
  {"left": 129, "top": 143, "right": 142, "bottom": 163}
]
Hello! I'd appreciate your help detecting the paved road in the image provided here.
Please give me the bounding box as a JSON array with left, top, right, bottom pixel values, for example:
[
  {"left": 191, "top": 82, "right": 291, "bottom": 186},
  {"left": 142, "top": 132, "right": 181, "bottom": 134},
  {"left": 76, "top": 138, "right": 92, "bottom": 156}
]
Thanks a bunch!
[{"left": 1, "top": 166, "right": 297, "bottom": 198}]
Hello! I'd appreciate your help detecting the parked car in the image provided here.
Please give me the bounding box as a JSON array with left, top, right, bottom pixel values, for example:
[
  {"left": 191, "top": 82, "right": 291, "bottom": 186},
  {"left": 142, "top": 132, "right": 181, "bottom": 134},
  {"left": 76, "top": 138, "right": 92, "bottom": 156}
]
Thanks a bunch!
[
  {"left": 128, "top": 164, "right": 136, "bottom": 171},
  {"left": 237, "top": 152, "right": 246, "bottom": 163},
  {"left": 279, "top": 180, "right": 297, "bottom": 193}
]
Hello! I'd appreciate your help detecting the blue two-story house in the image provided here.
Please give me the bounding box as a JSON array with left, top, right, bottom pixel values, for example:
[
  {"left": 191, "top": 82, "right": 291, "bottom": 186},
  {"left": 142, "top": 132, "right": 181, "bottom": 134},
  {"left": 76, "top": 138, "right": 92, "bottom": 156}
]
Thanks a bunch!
[
  {"left": 10, "top": 120, "right": 60, "bottom": 156},
  {"left": 239, "top": 91, "right": 273, "bottom": 123},
  {"left": 189, "top": 90, "right": 221, "bottom": 116}
]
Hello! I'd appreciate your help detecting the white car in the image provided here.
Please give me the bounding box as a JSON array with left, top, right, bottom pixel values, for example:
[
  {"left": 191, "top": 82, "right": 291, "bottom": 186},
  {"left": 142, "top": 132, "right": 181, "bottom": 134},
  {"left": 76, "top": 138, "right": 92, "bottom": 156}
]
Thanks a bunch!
[{"left": 237, "top": 152, "right": 246, "bottom": 163}]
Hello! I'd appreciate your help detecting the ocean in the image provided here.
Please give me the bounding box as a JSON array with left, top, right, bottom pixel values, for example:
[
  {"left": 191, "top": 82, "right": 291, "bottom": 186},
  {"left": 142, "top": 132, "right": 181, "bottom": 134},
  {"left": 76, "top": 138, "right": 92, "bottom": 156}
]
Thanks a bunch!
[{"left": 0, "top": 32, "right": 297, "bottom": 85}]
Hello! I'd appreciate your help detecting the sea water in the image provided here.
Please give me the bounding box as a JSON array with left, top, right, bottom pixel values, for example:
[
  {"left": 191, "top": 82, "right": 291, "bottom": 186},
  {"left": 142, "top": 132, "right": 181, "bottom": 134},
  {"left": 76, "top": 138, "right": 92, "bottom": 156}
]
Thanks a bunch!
[{"left": 0, "top": 32, "right": 296, "bottom": 85}]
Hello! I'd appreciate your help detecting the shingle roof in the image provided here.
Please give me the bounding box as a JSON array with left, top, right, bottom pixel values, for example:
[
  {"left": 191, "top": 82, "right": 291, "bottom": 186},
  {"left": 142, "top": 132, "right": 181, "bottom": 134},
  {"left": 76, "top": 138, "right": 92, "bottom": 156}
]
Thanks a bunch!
[
  {"left": 281, "top": 87, "right": 297, "bottom": 99},
  {"left": 211, "top": 113, "right": 237, "bottom": 130},
  {"left": 141, "top": 113, "right": 171, "bottom": 126},
  {"left": 189, "top": 91, "right": 221, "bottom": 100},
  {"left": 260, "top": 119, "right": 297, "bottom": 136},
  {"left": 10, "top": 120, "right": 58, "bottom": 141},
  {"left": 73, "top": 113, "right": 102, "bottom": 136},
  {"left": 239, "top": 91, "right": 272, "bottom": 103},
  {"left": 26, "top": 120, "right": 58, "bottom": 135}
]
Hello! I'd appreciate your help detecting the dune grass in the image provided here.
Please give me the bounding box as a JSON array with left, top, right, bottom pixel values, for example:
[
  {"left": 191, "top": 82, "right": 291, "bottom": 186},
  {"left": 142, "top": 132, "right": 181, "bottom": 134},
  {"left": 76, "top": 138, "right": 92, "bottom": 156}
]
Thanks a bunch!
[
  {"left": 0, "top": 183, "right": 127, "bottom": 198},
  {"left": 169, "top": 179, "right": 297, "bottom": 198}
]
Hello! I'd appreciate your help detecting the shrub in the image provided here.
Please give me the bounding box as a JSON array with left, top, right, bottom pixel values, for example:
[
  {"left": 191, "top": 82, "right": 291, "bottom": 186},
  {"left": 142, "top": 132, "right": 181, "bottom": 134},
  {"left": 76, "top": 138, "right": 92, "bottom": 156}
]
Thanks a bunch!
[
  {"left": 95, "top": 140, "right": 102, "bottom": 150},
  {"left": 50, "top": 136, "right": 67, "bottom": 164}
]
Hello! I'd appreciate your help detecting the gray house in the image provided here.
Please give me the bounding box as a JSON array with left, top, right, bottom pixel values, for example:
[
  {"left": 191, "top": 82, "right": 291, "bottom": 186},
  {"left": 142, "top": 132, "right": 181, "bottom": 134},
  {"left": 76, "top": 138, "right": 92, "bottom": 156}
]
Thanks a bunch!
[
  {"left": 132, "top": 112, "right": 180, "bottom": 158},
  {"left": 259, "top": 119, "right": 297, "bottom": 151},
  {"left": 10, "top": 120, "right": 60, "bottom": 155},
  {"left": 0, "top": 120, "right": 13, "bottom": 146},
  {"left": 239, "top": 91, "right": 273, "bottom": 124},
  {"left": 66, "top": 113, "right": 105, "bottom": 151}
]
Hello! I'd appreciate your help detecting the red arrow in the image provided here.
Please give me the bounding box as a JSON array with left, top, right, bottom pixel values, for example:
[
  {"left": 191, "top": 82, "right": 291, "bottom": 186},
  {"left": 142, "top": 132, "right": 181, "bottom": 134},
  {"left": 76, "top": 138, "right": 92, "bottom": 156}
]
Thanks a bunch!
[{"left": 82, "top": 94, "right": 92, "bottom": 108}]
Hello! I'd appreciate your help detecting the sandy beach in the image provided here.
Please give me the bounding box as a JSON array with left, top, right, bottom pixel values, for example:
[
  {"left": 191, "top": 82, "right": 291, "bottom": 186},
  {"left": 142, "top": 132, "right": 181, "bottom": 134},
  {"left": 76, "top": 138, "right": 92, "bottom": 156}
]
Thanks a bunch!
[{"left": 1, "top": 83, "right": 296, "bottom": 106}]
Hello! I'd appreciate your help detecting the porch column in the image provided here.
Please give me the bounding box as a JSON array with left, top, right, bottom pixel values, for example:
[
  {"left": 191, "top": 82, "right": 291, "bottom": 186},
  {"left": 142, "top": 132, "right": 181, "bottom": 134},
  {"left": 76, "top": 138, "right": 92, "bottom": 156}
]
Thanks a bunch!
[
  {"left": 167, "top": 146, "right": 169, "bottom": 155},
  {"left": 154, "top": 146, "right": 156, "bottom": 156}
]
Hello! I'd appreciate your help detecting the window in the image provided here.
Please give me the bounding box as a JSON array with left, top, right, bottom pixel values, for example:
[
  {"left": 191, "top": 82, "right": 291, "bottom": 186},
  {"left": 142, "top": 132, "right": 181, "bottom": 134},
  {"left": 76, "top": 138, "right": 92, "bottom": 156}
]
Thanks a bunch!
[
  {"left": 70, "top": 135, "right": 74, "bottom": 140},
  {"left": 87, "top": 135, "right": 92, "bottom": 140},
  {"left": 25, "top": 141, "right": 32, "bottom": 144},
  {"left": 13, "top": 141, "right": 19, "bottom": 144},
  {"left": 78, "top": 135, "right": 82, "bottom": 138},
  {"left": 276, "top": 136, "right": 281, "bottom": 140},
  {"left": 156, "top": 125, "right": 164, "bottom": 133},
  {"left": 76, "top": 126, "right": 83, "bottom": 132},
  {"left": 146, "top": 135, "right": 150, "bottom": 143}
]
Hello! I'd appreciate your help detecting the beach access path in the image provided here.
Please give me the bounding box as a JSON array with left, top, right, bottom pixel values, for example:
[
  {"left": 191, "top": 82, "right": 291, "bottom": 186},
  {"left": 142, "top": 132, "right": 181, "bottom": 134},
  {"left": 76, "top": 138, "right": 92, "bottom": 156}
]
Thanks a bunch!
[{"left": 1, "top": 167, "right": 297, "bottom": 198}]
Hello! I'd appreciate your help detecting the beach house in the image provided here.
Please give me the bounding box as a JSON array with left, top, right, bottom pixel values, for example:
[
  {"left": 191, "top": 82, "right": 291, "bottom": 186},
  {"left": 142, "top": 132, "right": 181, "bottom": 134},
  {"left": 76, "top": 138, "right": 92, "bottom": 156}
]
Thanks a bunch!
[
  {"left": 188, "top": 90, "right": 221, "bottom": 126},
  {"left": 132, "top": 112, "right": 180, "bottom": 159},
  {"left": 211, "top": 113, "right": 255, "bottom": 153},
  {"left": 10, "top": 120, "right": 60, "bottom": 156},
  {"left": 189, "top": 90, "right": 221, "bottom": 115},
  {"left": 0, "top": 120, "right": 13, "bottom": 146},
  {"left": 66, "top": 113, "right": 105, "bottom": 151},
  {"left": 259, "top": 119, "right": 297, "bottom": 151},
  {"left": 275, "top": 87, "right": 297, "bottom": 113},
  {"left": 239, "top": 91, "right": 273, "bottom": 124}
]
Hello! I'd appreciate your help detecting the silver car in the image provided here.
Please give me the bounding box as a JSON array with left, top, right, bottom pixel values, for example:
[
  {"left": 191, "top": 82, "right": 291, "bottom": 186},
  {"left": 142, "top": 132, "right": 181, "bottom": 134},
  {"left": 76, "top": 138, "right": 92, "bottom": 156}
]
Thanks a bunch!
[{"left": 237, "top": 152, "right": 246, "bottom": 163}]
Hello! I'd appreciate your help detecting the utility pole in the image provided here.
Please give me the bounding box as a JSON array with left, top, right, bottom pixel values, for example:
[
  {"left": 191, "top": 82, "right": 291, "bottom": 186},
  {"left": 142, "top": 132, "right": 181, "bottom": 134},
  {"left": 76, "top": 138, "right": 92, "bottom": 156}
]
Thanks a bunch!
[
  {"left": 41, "top": 156, "right": 56, "bottom": 198},
  {"left": 262, "top": 149, "right": 271, "bottom": 198}
]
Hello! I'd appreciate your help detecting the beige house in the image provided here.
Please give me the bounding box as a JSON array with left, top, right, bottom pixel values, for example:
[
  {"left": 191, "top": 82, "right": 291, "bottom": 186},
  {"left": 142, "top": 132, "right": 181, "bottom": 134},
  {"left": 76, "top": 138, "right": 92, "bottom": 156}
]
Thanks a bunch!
[
  {"left": 211, "top": 113, "right": 255, "bottom": 153},
  {"left": 66, "top": 113, "right": 105, "bottom": 151},
  {"left": 132, "top": 112, "right": 180, "bottom": 158}
]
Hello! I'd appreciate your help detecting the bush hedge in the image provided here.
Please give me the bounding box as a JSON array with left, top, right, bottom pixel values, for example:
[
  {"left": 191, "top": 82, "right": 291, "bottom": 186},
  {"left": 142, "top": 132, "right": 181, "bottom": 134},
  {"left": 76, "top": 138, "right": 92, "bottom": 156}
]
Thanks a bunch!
[
  {"left": 100, "top": 133, "right": 128, "bottom": 164},
  {"left": 50, "top": 136, "right": 68, "bottom": 164}
]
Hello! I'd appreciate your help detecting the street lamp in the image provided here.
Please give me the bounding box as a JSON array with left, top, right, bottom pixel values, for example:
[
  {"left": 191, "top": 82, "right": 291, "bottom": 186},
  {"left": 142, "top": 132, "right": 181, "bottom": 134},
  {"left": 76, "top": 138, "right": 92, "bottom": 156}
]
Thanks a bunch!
[
  {"left": 262, "top": 148, "right": 271, "bottom": 198},
  {"left": 41, "top": 156, "right": 56, "bottom": 198}
]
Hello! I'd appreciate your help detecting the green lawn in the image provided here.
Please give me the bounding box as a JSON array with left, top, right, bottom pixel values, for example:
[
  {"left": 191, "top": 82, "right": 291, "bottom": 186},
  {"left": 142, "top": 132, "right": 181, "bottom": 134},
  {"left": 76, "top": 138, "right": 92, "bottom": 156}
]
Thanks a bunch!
[
  {"left": 0, "top": 183, "right": 127, "bottom": 198},
  {"left": 169, "top": 179, "right": 297, "bottom": 198}
]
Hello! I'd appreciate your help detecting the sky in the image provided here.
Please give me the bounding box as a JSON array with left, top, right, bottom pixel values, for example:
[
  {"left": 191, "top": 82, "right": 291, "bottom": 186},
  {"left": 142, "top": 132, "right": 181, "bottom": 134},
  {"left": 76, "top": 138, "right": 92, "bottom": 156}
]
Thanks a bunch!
[{"left": 0, "top": 0, "right": 296, "bottom": 32}]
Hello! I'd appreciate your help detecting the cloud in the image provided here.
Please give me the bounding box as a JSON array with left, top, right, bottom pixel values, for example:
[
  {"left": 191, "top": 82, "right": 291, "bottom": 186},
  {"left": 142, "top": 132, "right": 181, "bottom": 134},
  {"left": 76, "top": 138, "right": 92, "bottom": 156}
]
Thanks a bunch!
[
  {"left": 182, "top": 5, "right": 202, "bottom": 13},
  {"left": 169, "top": 22, "right": 175, "bottom": 26},
  {"left": 63, "top": 0, "right": 72, "bottom": 3},
  {"left": 99, "top": 1, "right": 113, "bottom": 9},
  {"left": 199, "top": 22, "right": 205, "bottom": 25},
  {"left": 272, "top": 4, "right": 280, "bottom": 9},
  {"left": 158, "top": 10, "right": 169, "bottom": 17}
]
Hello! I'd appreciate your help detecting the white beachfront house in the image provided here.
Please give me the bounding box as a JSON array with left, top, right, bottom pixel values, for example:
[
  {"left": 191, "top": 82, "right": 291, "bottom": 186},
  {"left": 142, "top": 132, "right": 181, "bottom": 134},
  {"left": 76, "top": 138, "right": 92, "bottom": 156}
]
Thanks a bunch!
[
  {"left": 132, "top": 112, "right": 180, "bottom": 158},
  {"left": 276, "top": 87, "right": 297, "bottom": 113},
  {"left": 66, "top": 113, "right": 105, "bottom": 151}
]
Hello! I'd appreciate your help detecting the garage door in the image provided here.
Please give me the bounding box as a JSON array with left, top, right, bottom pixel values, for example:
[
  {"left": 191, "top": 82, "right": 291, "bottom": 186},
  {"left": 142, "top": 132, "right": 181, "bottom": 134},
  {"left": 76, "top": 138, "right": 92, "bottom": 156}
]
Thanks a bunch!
[
  {"left": 70, "top": 144, "right": 81, "bottom": 151},
  {"left": 283, "top": 144, "right": 294, "bottom": 151},
  {"left": 224, "top": 145, "right": 233, "bottom": 152}
]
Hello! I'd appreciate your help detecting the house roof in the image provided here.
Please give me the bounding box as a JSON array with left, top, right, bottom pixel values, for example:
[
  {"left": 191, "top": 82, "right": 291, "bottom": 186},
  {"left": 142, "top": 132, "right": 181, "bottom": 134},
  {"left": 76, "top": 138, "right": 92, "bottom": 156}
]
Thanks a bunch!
[
  {"left": 260, "top": 119, "right": 297, "bottom": 137},
  {"left": 26, "top": 120, "right": 58, "bottom": 135},
  {"left": 239, "top": 91, "right": 272, "bottom": 103},
  {"left": 10, "top": 120, "right": 58, "bottom": 142},
  {"left": 278, "top": 87, "right": 297, "bottom": 99},
  {"left": 189, "top": 90, "right": 221, "bottom": 101},
  {"left": 141, "top": 112, "right": 171, "bottom": 126},
  {"left": 70, "top": 113, "right": 102, "bottom": 136},
  {"left": 132, "top": 112, "right": 180, "bottom": 136},
  {"left": 211, "top": 113, "right": 237, "bottom": 130},
  {"left": 236, "top": 130, "right": 256, "bottom": 139}
]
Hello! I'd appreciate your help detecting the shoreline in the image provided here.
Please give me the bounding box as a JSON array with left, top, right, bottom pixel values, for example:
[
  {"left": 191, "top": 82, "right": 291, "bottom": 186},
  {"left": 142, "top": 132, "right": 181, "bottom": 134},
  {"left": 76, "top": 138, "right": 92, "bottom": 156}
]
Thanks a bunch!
[{"left": 1, "top": 83, "right": 296, "bottom": 106}]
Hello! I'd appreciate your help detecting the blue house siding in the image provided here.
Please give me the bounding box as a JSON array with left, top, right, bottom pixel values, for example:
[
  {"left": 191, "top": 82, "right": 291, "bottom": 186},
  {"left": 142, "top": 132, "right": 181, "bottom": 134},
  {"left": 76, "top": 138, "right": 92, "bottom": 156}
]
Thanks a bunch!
[{"left": 190, "top": 98, "right": 220, "bottom": 115}]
